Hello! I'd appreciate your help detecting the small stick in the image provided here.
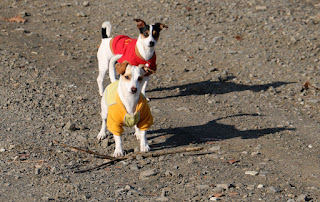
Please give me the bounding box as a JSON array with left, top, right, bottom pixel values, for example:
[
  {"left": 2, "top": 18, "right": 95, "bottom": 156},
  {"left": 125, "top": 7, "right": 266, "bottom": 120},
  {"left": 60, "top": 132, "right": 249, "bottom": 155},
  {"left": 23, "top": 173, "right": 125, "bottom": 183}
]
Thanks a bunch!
[
  {"left": 0, "top": 15, "right": 26, "bottom": 23},
  {"left": 9, "top": 160, "right": 46, "bottom": 163},
  {"left": 75, "top": 149, "right": 209, "bottom": 173},
  {"left": 53, "top": 140, "right": 125, "bottom": 160},
  {"left": 53, "top": 140, "right": 205, "bottom": 173},
  {"left": 53, "top": 140, "right": 204, "bottom": 160},
  {"left": 139, "top": 146, "right": 204, "bottom": 158},
  {"left": 74, "top": 159, "right": 119, "bottom": 173},
  {"left": 302, "top": 81, "right": 320, "bottom": 92}
]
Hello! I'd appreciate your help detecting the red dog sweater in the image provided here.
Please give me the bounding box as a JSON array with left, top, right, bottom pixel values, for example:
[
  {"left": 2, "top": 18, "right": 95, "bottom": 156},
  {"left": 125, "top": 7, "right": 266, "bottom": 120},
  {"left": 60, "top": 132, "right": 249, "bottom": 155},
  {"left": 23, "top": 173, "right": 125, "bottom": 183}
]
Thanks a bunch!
[{"left": 111, "top": 35, "right": 157, "bottom": 72}]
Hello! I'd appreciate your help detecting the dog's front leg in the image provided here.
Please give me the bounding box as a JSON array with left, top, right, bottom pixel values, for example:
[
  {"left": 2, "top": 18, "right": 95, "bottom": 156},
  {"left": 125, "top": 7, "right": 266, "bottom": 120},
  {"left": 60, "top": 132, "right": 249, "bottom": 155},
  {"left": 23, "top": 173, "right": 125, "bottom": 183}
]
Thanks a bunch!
[
  {"left": 113, "top": 134, "right": 124, "bottom": 157},
  {"left": 136, "top": 127, "right": 150, "bottom": 152},
  {"left": 134, "top": 125, "right": 141, "bottom": 140}
]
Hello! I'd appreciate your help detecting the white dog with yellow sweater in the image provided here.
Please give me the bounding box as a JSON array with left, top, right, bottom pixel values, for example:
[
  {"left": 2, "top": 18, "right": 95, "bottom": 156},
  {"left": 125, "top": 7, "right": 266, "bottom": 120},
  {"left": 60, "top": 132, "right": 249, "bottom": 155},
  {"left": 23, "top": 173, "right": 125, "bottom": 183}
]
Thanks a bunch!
[{"left": 97, "top": 55, "right": 153, "bottom": 157}]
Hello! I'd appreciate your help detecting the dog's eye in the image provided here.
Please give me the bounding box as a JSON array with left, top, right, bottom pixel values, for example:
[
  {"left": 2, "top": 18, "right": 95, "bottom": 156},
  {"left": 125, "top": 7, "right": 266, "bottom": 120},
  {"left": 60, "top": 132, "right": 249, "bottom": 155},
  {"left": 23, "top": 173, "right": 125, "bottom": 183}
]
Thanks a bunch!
[
  {"left": 143, "top": 32, "right": 149, "bottom": 37},
  {"left": 138, "top": 76, "right": 143, "bottom": 81},
  {"left": 125, "top": 76, "right": 130, "bottom": 80}
]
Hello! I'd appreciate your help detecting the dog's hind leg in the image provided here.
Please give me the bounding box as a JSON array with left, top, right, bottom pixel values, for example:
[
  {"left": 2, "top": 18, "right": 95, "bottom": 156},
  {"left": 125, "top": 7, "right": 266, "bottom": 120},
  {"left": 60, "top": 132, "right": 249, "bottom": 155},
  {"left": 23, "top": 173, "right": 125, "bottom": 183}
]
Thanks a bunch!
[
  {"left": 97, "top": 58, "right": 109, "bottom": 96},
  {"left": 97, "top": 92, "right": 108, "bottom": 140}
]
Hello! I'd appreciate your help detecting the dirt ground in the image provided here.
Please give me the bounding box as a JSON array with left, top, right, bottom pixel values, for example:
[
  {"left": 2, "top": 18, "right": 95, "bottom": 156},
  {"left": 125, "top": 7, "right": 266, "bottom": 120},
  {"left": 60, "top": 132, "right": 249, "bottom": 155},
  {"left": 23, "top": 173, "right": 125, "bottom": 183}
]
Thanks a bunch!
[{"left": 1, "top": 0, "right": 320, "bottom": 201}]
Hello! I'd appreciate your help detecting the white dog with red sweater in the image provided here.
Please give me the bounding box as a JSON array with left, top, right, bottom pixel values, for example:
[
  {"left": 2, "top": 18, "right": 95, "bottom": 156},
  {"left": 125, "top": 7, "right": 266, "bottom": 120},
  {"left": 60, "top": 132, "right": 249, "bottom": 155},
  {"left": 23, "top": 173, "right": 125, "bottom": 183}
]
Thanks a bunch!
[
  {"left": 97, "top": 55, "right": 153, "bottom": 157},
  {"left": 96, "top": 19, "right": 168, "bottom": 97}
]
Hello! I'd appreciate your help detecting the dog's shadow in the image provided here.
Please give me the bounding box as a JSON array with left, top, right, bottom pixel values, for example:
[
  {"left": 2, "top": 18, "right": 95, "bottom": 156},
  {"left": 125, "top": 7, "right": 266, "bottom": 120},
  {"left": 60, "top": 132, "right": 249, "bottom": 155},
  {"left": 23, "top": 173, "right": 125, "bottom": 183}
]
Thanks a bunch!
[
  {"left": 149, "top": 113, "right": 295, "bottom": 149},
  {"left": 149, "top": 79, "right": 294, "bottom": 99}
]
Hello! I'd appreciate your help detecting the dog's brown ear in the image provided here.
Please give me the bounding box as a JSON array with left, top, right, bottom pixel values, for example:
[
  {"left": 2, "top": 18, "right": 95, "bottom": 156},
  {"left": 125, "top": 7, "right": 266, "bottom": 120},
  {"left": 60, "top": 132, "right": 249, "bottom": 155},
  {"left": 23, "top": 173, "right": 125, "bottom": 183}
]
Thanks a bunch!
[
  {"left": 115, "top": 62, "right": 128, "bottom": 75},
  {"left": 139, "top": 64, "right": 156, "bottom": 76},
  {"left": 134, "top": 19, "right": 146, "bottom": 29},
  {"left": 155, "top": 23, "right": 168, "bottom": 30}
]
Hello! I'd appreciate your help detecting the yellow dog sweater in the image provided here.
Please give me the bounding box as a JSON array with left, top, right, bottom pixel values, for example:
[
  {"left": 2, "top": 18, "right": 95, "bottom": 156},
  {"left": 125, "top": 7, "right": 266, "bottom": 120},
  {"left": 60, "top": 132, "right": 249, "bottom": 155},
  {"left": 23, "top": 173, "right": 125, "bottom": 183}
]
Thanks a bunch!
[{"left": 105, "top": 81, "right": 153, "bottom": 136}]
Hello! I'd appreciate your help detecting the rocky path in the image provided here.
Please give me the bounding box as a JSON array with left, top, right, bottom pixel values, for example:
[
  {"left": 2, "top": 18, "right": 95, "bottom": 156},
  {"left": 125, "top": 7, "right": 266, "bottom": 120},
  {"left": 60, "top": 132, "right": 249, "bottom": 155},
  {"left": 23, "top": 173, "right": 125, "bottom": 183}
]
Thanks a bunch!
[{"left": 1, "top": 0, "right": 320, "bottom": 201}]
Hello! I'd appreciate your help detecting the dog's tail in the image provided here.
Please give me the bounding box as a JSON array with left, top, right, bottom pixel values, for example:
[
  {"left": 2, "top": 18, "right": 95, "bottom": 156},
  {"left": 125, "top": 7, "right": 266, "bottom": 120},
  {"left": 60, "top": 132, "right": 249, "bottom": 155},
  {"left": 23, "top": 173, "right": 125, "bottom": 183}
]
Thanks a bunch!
[
  {"left": 109, "top": 54, "right": 123, "bottom": 68},
  {"left": 109, "top": 55, "right": 123, "bottom": 81},
  {"left": 101, "top": 21, "right": 112, "bottom": 38}
]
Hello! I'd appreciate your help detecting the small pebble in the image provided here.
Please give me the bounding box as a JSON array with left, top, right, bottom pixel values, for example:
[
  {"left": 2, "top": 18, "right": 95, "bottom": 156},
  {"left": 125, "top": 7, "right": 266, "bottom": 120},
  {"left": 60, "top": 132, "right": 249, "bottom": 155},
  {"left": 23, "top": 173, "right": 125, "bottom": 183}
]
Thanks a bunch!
[
  {"left": 256, "top": 5, "right": 267, "bottom": 11},
  {"left": 216, "top": 184, "right": 229, "bottom": 190},
  {"left": 267, "top": 186, "right": 281, "bottom": 193},
  {"left": 196, "top": 184, "right": 210, "bottom": 190},
  {"left": 245, "top": 171, "right": 259, "bottom": 176},
  {"left": 130, "top": 164, "right": 139, "bottom": 171},
  {"left": 82, "top": 1, "right": 89, "bottom": 7},
  {"left": 140, "top": 169, "right": 156, "bottom": 179},
  {"left": 257, "top": 184, "right": 264, "bottom": 188},
  {"left": 212, "top": 186, "right": 224, "bottom": 193},
  {"left": 15, "top": 28, "right": 26, "bottom": 33},
  {"left": 296, "top": 194, "right": 307, "bottom": 201},
  {"left": 35, "top": 167, "right": 40, "bottom": 175},
  {"left": 209, "top": 146, "right": 221, "bottom": 151},
  {"left": 76, "top": 12, "right": 87, "bottom": 17}
]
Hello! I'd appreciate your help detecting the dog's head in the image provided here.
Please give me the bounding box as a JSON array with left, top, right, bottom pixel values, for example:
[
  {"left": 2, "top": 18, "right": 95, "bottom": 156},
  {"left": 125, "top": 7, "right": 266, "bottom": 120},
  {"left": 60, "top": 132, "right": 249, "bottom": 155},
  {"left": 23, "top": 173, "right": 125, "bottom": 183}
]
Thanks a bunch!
[
  {"left": 134, "top": 19, "right": 168, "bottom": 48},
  {"left": 116, "top": 62, "right": 148, "bottom": 94}
]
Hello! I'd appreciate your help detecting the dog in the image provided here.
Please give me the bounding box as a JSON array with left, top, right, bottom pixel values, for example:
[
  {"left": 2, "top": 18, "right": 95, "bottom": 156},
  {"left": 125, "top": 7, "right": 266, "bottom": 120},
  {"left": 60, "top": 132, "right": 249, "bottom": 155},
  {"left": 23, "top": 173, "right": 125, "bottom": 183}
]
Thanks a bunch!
[
  {"left": 97, "top": 55, "right": 153, "bottom": 157},
  {"left": 97, "top": 19, "right": 168, "bottom": 97}
]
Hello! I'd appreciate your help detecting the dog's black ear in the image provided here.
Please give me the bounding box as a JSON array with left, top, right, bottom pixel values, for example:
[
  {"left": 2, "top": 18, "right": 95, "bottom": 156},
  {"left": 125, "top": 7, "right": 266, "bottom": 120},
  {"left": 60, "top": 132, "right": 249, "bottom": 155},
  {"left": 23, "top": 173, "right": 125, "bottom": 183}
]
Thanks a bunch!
[
  {"left": 116, "top": 62, "right": 128, "bottom": 75},
  {"left": 134, "top": 19, "right": 146, "bottom": 29},
  {"left": 154, "top": 23, "right": 168, "bottom": 31}
]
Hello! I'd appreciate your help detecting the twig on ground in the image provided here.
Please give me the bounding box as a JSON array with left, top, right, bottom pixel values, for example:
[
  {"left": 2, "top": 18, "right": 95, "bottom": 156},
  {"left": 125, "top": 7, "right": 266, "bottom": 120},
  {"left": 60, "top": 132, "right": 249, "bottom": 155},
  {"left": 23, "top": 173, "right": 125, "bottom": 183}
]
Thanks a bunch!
[
  {"left": 0, "top": 15, "right": 26, "bottom": 23},
  {"left": 53, "top": 140, "right": 205, "bottom": 173},
  {"left": 302, "top": 81, "right": 320, "bottom": 92},
  {"left": 53, "top": 140, "right": 203, "bottom": 160},
  {"left": 74, "top": 159, "right": 119, "bottom": 173},
  {"left": 9, "top": 160, "right": 46, "bottom": 163},
  {"left": 53, "top": 140, "right": 125, "bottom": 160}
]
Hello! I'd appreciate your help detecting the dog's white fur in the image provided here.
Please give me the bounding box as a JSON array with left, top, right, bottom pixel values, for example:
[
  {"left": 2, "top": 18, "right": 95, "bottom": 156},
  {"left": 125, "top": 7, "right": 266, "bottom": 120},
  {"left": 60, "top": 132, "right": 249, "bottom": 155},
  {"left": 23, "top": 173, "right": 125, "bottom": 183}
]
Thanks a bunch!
[
  {"left": 96, "top": 21, "right": 158, "bottom": 97},
  {"left": 97, "top": 55, "right": 150, "bottom": 157}
]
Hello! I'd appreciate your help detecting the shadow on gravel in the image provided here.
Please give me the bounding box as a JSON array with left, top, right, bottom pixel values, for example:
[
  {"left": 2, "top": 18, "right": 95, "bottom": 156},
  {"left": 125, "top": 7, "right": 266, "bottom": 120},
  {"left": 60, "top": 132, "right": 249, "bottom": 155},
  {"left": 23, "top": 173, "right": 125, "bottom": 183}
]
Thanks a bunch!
[
  {"left": 149, "top": 114, "right": 295, "bottom": 149},
  {"left": 149, "top": 80, "right": 294, "bottom": 99}
]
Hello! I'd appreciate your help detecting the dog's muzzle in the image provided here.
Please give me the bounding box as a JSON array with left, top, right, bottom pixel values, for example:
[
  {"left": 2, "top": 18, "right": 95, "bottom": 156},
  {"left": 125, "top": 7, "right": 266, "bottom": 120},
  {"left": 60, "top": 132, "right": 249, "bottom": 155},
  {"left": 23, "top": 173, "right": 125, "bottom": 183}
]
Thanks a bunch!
[
  {"left": 131, "top": 87, "right": 137, "bottom": 93},
  {"left": 149, "top": 41, "right": 155, "bottom": 47}
]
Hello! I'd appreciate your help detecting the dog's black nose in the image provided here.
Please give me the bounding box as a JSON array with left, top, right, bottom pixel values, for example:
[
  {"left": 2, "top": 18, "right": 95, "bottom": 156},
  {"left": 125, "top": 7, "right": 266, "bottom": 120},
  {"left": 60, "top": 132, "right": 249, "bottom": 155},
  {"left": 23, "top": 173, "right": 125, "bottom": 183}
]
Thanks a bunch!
[
  {"left": 149, "top": 41, "right": 155, "bottom": 47},
  {"left": 131, "top": 87, "right": 137, "bottom": 93}
]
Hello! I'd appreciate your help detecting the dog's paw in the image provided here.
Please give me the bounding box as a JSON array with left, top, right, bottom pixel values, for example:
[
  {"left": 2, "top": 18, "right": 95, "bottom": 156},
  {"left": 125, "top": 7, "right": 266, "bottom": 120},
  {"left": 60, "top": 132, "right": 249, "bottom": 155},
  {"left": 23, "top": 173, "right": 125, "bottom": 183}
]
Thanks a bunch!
[
  {"left": 140, "top": 143, "right": 150, "bottom": 153},
  {"left": 135, "top": 132, "right": 141, "bottom": 140},
  {"left": 113, "top": 148, "right": 124, "bottom": 157},
  {"left": 97, "top": 131, "right": 106, "bottom": 140}
]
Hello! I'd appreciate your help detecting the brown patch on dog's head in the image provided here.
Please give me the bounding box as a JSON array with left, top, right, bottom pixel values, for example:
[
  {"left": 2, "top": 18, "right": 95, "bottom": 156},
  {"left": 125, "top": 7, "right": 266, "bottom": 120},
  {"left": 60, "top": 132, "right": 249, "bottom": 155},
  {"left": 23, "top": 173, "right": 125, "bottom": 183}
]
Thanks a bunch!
[
  {"left": 139, "top": 64, "right": 156, "bottom": 76},
  {"left": 115, "top": 61, "right": 129, "bottom": 75}
]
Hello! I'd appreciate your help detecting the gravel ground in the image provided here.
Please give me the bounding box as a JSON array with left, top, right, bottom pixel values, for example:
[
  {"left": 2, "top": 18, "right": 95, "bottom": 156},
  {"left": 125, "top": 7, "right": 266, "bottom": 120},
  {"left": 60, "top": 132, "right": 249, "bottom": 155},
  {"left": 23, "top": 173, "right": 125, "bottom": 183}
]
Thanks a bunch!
[{"left": 1, "top": 0, "right": 320, "bottom": 201}]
